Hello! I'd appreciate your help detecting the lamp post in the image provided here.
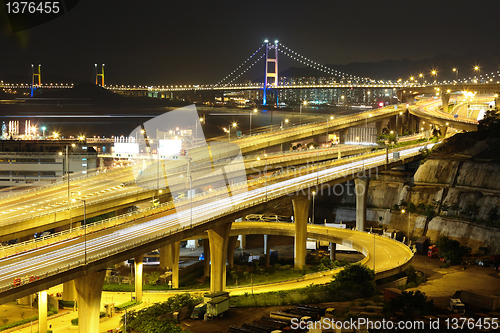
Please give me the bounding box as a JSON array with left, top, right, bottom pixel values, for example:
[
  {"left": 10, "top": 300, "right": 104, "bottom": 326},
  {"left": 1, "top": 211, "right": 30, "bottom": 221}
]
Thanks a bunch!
[
  {"left": 419, "top": 73, "right": 424, "bottom": 85},
  {"left": 186, "top": 157, "right": 193, "bottom": 227},
  {"left": 373, "top": 233, "right": 376, "bottom": 271},
  {"left": 41, "top": 126, "right": 46, "bottom": 139},
  {"left": 81, "top": 199, "right": 87, "bottom": 264},
  {"left": 326, "top": 115, "right": 333, "bottom": 145},
  {"left": 474, "top": 66, "right": 480, "bottom": 83},
  {"left": 453, "top": 68, "right": 458, "bottom": 81},
  {"left": 223, "top": 122, "right": 237, "bottom": 159},
  {"left": 337, "top": 95, "right": 345, "bottom": 112},
  {"left": 250, "top": 109, "right": 257, "bottom": 135},
  {"left": 299, "top": 101, "right": 306, "bottom": 125},
  {"left": 431, "top": 70, "right": 437, "bottom": 83},
  {"left": 280, "top": 118, "right": 288, "bottom": 154},
  {"left": 312, "top": 191, "right": 316, "bottom": 224},
  {"left": 401, "top": 209, "right": 411, "bottom": 244}
]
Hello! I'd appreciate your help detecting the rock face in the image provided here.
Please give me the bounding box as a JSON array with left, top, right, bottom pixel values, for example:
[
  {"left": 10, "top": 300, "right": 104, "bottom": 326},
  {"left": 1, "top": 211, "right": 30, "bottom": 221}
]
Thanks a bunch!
[{"left": 331, "top": 134, "right": 500, "bottom": 254}]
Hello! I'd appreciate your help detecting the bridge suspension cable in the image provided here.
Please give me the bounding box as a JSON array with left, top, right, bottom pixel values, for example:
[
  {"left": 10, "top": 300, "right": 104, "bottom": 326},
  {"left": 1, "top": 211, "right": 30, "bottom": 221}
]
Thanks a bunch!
[
  {"left": 216, "top": 44, "right": 265, "bottom": 86},
  {"left": 226, "top": 53, "right": 265, "bottom": 85},
  {"left": 278, "top": 43, "right": 375, "bottom": 84}
]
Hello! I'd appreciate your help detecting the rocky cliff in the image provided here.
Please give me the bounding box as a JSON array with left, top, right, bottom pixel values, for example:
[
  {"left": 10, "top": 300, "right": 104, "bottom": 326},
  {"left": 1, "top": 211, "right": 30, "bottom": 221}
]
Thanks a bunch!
[{"left": 331, "top": 132, "right": 500, "bottom": 254}]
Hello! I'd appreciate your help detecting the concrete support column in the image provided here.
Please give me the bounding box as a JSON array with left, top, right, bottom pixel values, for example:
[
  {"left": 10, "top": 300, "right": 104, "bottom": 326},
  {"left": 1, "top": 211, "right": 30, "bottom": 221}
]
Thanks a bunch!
[
  {"left": 264, "top": 235, "right": 271, "bottom": 266},
  {"left": 75, "top": 270, "right": 106, "bottom": 333},
  {"left": 355, "top": 177, "right": 370, "bottom": 232},
  {"left": 238, "top": 234, "right": 246, "bottom": 249},
  {"left": 207, "top": 222, "right": 232, "bottom": 293},
  {"left": 227, "top": 236, "right": 238, "bottom": 269},
  {"left": 495, "top": 93, "right": 500, "bottom": 107},
  {"left": 292, "top": 195, "right": 311, "bottom": 269},
  {"left": 63, "top": 280, "right": 76, "bottom": 302},
  {"left": 135, "top": 254, "right": 143, "bottom": 302},
  {"left": 395, "top": 114, "right": 403, "bottom": 135},
  {"left": 389, "top": 116, "right": 396, "bottom": 131},
  {"left": 38, "top": 290, "right": 48, "bottom": 333},
  {"left": 441, "top": 93, "right": 451, "bottom": 112},
  {"left": 203, "top": 239, "right": 210, "bottom": 278},
  {"left": 329, "top": 242, "right": 336, "bottom": 261},
  {"left": 375, "top": 121, "right": 383, "bottom": 136},
  {"left": 161, "top": 242, "right": 181, "bottom": 288}
]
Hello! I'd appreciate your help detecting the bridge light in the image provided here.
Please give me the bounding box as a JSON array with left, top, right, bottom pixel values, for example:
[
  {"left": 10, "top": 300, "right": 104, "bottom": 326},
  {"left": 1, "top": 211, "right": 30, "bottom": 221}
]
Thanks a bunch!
[{"left": 264, "top": 39, "right": 269, "bottom": 43}]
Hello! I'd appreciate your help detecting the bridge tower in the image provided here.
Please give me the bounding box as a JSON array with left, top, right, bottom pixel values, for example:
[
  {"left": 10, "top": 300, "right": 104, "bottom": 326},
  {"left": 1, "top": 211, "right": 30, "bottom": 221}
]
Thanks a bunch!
[
  {"left": 263, "top": 39, "right": 278, "bottom": 106},
  {"left": 31, "top": 64, "right": 41, "bottom": 97},
  {"left": 95, "top": 64, "right": 105, "bottom": 86}
]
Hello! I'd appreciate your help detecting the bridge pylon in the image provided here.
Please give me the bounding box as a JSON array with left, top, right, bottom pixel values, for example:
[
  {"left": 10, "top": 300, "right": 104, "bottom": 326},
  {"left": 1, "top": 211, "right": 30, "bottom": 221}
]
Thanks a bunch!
[
  {"left": 95, "top": 64, "right": 105, "bottom": 86},
  {"left": 31, "top": 64, "right": 41, "bottom": 97},
  {"left": 263, "top": 39, "right": 279, "bottom": 106}
]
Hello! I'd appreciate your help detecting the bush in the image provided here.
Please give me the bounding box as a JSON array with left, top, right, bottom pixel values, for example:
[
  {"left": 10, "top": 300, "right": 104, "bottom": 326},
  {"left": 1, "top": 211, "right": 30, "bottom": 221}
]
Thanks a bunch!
[
  {"left": 59, "top": 300, "right": 75, "bottom": 308},
  {"left": 328, "top": 263, "right": 376, "bottom": 299},
  {"left": 115, "top": 300, "right": 142, "bottom": 311},
  {"left": 0, "top": 316, "right": 38, "bottom": 331},
  {"left": 435, "top": 236, "right": 471, "bottom": 265},
  {"left": 384, "top": 290, "right": 434, "bottom": 319},
  {"left": 121, "top": 293, "right": 199, "bottom": 332}
]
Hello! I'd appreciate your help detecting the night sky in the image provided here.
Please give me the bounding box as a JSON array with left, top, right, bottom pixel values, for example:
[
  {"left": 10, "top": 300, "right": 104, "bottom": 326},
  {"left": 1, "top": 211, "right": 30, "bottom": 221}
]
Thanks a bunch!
[{"left": 1, "top": 0, "right": 500, "bottom": 86}]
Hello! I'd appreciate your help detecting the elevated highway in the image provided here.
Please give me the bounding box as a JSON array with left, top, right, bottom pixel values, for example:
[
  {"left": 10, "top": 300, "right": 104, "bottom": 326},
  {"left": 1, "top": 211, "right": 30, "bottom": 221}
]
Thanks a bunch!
[
  {"left": 0, "top": 142, "right": 431, "bottom": 304},
  {"left": 0, "top": 144, "right": 372, "bottom": 242}
]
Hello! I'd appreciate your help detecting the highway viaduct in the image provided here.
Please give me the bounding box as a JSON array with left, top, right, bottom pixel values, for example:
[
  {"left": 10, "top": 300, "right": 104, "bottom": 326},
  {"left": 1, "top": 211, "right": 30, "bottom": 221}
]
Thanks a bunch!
[
  {"left": 0, "top": 103, "right": 456, "bottom": 243},
  {"left": 0, "top": 145, "right": 426, "bottom": 333}
]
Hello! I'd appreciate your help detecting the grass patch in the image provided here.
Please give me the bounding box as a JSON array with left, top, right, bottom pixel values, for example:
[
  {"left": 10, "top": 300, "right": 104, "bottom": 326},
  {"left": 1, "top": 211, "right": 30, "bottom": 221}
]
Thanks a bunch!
[
  {"left": 115, "top": 300, "right": 142, "bottom": 311},
  {"left": 230, "top": 284, "right": 336, "bottom": 308},
  {"left": 0, "top": 316, "right": 39, "bottom": 331}
]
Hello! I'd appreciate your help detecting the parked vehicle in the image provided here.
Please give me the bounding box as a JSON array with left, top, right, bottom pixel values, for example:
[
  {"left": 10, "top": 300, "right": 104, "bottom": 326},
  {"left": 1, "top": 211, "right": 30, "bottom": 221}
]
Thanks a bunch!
[
  {"left": 448, "top": 298, "right": 466, "bottom": 314},
  {"left": 206, "top": 295, "right": 229, "bottom": 318},
  {"left": 190, "top": 303, "right": 206, "bottom": 319},
  {"left": 460, "top": 290, "right": 500, "bottom": 311},
  {"left": 428, "top": 245, "right": 439, "bottom": 258},
  {"left": 415, "top": 236, "right": 430, "bottom": 254}
]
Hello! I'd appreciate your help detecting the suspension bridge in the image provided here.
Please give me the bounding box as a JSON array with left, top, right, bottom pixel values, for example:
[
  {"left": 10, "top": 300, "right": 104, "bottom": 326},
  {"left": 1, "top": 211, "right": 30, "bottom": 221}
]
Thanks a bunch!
[{"left": 2, "top": 40, "right": 500, "bottom": 106}]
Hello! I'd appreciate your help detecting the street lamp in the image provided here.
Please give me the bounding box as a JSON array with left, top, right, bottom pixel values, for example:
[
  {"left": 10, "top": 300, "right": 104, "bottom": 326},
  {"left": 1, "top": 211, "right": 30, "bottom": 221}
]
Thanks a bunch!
[
  {"left": 41, "top": 126, "right": 46, "bottom": 139},
  {"left": 312, "top": 191, "right": 316, "bottom": 224},
  {"left": 250, "top": 109, "right": 257, "bottom": 135},
  {"left": 474, "top": 66, "right": 480, "bottom": 83},
  {"left": 431, "top": 70, "right": 437, "bottom": 83},
  {"left": 326, "top": 115, "right": 333, "bottom": 145},
  {"left": 419, "top": 73, "right": 424, "bottom": 84},
  {"left": 80, "top": 199, "right": 87, "bottom": 264},
  {"left": 401, "top": 209, "right": 411, "bottom": 244},
  {"left": 280, "top": 118, "right": 288, "bottom": 154},
  {"left": 453, "top": 68, "right": 458, "bottom": 81},
  {"left": 299, "top": 101, "right": 306, "bottom": 125}
]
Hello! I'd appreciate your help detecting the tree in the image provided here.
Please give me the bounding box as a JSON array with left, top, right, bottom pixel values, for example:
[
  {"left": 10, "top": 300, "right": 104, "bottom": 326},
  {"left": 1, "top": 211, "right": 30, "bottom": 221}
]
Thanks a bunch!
[
  {"left": 328, "top": 263, "right": 375, "bottom": 298},
  {"left": 478, "top": 108, "right": 500, "bottom": 134},
  {"left": 435, "top": 236, "right": 471, "bottom": 265},
  {"left": 384, "top": 290, "right": 434, "bottom": 319},
  {"left": 231, "top": 271, "right": 238, "bottom": 285},
  {"left": 146, "top": 271, "right": 160, "bottom": 285},
  {"left": 122, "top": 293, "right": 198, "bottom": 333}
]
